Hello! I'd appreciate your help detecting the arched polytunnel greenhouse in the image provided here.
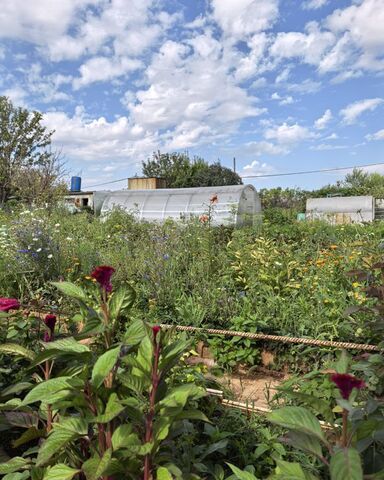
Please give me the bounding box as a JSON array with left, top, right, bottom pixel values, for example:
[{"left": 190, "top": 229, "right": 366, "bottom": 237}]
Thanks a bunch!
[{"left": 99, "top": 184, "right": 261, "bottom": 227}]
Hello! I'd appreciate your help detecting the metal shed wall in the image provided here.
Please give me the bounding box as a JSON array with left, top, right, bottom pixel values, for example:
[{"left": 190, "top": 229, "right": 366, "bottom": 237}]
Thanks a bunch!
[
  {"left": 306, "top": 196, "right": 374, "bottom": 224},
  {"left": 100, "top": 185, "right": 261, "bottom": 227}
]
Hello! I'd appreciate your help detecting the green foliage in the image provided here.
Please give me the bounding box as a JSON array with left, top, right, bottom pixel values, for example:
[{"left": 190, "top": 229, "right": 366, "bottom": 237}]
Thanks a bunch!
[
  {"left": 0, "top": 96, "right": 64, "bottom": 206},
  {"left": 142, "top": 150, "right": 242, "bottom": 187}
]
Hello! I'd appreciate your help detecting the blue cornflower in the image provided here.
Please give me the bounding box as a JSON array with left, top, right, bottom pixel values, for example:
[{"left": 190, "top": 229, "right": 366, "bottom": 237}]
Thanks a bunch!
[{"left": 163, "top": 254, "right": 170, "bottom": 260}]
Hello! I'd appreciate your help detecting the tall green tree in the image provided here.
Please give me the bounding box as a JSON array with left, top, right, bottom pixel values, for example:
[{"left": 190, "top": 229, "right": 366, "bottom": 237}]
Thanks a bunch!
[
  {"left": 0, "top": 96, "right": 63, "bottom": 205},
  {"left": 142, "top": 151, "right": 242, "bottom": 187}
]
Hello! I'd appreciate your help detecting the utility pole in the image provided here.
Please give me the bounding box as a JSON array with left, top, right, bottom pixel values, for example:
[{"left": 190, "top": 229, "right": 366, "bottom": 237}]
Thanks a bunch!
[{"left": 233, "top": 157, "right": 236, "bottom": 173}]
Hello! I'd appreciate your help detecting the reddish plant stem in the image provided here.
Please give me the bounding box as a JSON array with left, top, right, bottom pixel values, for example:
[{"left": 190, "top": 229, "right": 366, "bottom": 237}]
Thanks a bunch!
[
  {"left": 144, "top": 339, "right": 161, "bottom": 480},
  {"left": 45, "top": 360, "right": 53, "bottom": 432},
  {"left": 341, "top": 408, "right": 348, "bottom": 447}
]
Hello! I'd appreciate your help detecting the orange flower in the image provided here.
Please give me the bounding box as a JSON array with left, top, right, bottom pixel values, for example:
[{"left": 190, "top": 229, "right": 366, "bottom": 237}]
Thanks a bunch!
[
  {"left": 329, "top": 245, "right": 338, "bottom": 250},
  {"left": 210, "top": 194, "right": 218, "bottom": 204},
  {"left": 199, "top": 214, "right": 209, "bottom": 223}
]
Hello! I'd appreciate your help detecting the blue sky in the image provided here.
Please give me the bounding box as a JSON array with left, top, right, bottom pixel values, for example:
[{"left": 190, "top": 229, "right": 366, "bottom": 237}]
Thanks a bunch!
[{"left": 0, "top": 0, "right": 383, "bottom": 191}]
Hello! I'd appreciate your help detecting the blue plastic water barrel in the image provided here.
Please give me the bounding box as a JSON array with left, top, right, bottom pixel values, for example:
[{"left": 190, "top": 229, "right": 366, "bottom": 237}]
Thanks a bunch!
[{"left": 70, "top": 176, "right": 81, "bottom": 192}]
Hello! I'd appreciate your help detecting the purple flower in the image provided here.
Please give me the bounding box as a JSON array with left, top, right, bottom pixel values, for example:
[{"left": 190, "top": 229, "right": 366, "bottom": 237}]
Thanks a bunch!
[
  {"left": 91, "top": 265, "right": 115, "bottom": 292},
  {"left": 331, "top": 373, "right": 365, "bottom": 400},
  {"left": 43, "top": 314, "right": 57, "bottom": 342},
  {"left": 0, "top": 298, "right": 20, "bottom": 312}
]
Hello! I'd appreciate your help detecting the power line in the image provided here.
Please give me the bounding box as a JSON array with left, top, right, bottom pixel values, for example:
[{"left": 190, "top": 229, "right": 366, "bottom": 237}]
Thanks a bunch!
[
  {"left": 83, "top": 161, "right": 384, "bottom": 189},
  {"left": 241, "top": 161, "right": 384, "bottom": 179}
]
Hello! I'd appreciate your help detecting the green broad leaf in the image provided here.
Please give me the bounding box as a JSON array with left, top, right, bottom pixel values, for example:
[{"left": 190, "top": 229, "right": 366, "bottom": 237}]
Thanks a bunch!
[
  {"left": 154, "top": 417, "right": 172, "bottom": 442},
  {"left": 43, "top": 338, "right": 90, "bottom": 354},
  {"left": 22, "top": 377, "right": 83, "bottom": 406},
  {"left": 111, "top": 424, "right": 134, "bottom": 450},
  {"left": 118, "top": 373, "right": 147, "bottom": 395},
  {"left": 109, "top": 285, "right": 136, "bottom": 320},
  {"left": 13, "top": 427, "right": 45, "bottom": 448},
  {"left": 283, "top": 431, "right": 323, "bottom": 458},
  {"left": 175, "top": 409, "right": 211, "bottom": 423},
  {"left": 156, "top": 466, "right": 173, "bottom": 480},
  {"left": 43, "top": 464, "right": 80, "bottom": 480},
  {"left": 5, "top": 411, "right": 39, "bottom": 428},
  {"left": 134, "top": 336, "right": 153, "bottom": 376},
  {"left": 226, "top": 463, "right": 259, "bottom": 479},
  {"left": 91, "top": 346, "right": 120, "bottom": 389},
  {"left": 335, "top": 350, "right": 350, "bottom": 374},
  {"left": 31, "top": 466, "right": 45, "bottom": 480},
  {"left": 0, "top": 457, "right": 30, "bottom": 475},
  {"left": 278, "top": 390, "right": 334, "bottom": 424},
  {"left": 93, "top": 393, "right": 125, "bottom": 423},
  {"left": 82, "top": 449, "right": 112, "bottom": 480},
  {"left": 160, "top": 384, "right": 205, "bottom": 410},
  {"left": 330, "top": 448, "right": 363, "bottom": 480},
  {"left": 36, "top": 417, "right": 88, "bottom": 466},
  {"left": 0, "top": 344, "right": 35, "bottom": 361},
  {"left": 123, "top": 319, "right": 146, "bottom": 346},
  {"left": 75, "top": 316, "right": 103, "bottom": 339},
  {"left": 2, "top": 382, "right": 33, "bottom": 397},
  {"left": 159, "top": 339, "right": 190, "bottom": 371},
  {"left": 3, "top": 472, "right": 30, "bottom": 480},
  {"left": 273, "top": 460, "right": 319, "bottom": 479},
  {"left": 51, "top": 281, "right": 88, "bottom": 302},
  {"left": 267, "top": 407, "right": 326, "bottom": 443}
]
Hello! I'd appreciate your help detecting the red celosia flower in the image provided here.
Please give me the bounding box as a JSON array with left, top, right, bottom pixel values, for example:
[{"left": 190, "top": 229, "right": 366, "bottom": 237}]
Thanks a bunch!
[
  {"left": 91, "top": 265, "right": 115, "bottom": 291},
  {"left": 210, "top": 194, "right": 218, "bottom": 204},
  {"left": 152, "top": 325, "right": 161, "bottom": 339},
  {"left": 0, "top": 298, "right": 20, "bottom": 312},
  {"left": 43, "top": 314, "right": 57, "bottom": 342},
  {"left": 331, "top": 373, "right": 365, "bottom": 400}
]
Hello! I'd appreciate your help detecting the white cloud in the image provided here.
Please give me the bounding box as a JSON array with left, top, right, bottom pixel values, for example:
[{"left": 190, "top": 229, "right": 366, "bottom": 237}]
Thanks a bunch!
[
  {"left": 211, "top": 0, "right": 279, "bottom": 40},
  {"left": 366, "top": 129, "right": 384, "bottom": 141},
  {"left": 325, "top": 133, "right": 338, "bottom": 140},
  {"left": 325, "top": 0, "right": 384, "bottom": 72},
  {"left": 270, "top": 24, "right": 335, "bottom": 66},
  {"left": 124, "top": 35, "right": 266, "bottom": 149},
  {"left": 1, "top": 86, "right": 28, "bottom": 106},
  {"left": 240, "top": 159, "right": 275, "bottom": 177},
  {"left": 43, "top": 107, "right": 158, "bottom": 163},
  {"left": 310, "top": 143, "right": 348, "bottom": 151},
  {"left": 314, "top": 109, "right": 332, "bottom": 130},
  {"left": 339, "top": 98, "right": 383, "bottom": 124},
  {"left": 303, "top": 0, "right": 328, "bottom": 10},
  {"left": 245, "top": 141, "right": 288, "bottom": 156},
  {"left": 73, "top": 56, "right": 142, "bottom": 89},
  {"left": 264, "top": 122, "right": 314, "bottom": 144},
  {"left": 271, "top": 92, "right": 294, "bottom": 105}
]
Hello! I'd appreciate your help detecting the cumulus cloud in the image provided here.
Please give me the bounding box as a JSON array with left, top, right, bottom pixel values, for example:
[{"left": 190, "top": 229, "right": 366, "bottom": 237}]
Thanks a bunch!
[
  {"left": 43, "top": 106, "right": 158, "bottom": 163},
  {"left": 271, "top": 92, "right": 294, "bottom": 105},
  {"left": 366, "top": 129, "right": 384, "bottom": 141},
  {"left": 303, "top": 0, "right": 328, "bottom": 10},
  {"left": 245, "top": 141, "right": 288, "bottom": 156},
  {"left": 125, "top": 35, "right": 266, "bottom": 149},
  {"left": 73, "top": 56, "right": 142, "bottom": 89},
  {"left": 314, "top": 109, "right": 332, "bottom": 130},
  {"left": 339, "top": 98, "right": 383, "bottom": 124},
  {"left": 239, "top": 159, "right": 275, "bottom": 177},
  {"left": 210, "top": 0, "right": 279, "bottom": 40},
  {"left": 264, "top": 122, "right": 314, "bottom": 144}
]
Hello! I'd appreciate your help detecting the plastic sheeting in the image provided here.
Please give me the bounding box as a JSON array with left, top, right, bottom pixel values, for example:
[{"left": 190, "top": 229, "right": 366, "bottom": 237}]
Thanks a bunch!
[
  {"left": 100, "top": 185, "right": 261, "bottom": 226},
  {"left": 306, "top": 196, "right": 374, "bottom": 224}
]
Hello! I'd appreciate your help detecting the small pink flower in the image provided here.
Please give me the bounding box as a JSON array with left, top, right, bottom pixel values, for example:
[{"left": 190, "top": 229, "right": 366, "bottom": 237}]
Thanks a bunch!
[
  {"left": 199, "top": 214, "right": 209, "bottom": 224},
  {"left": 152, "top": 325, "right": 161, "bottom": 339},
  {"left": 43, "top": 314, "right": 57, "bottom": 342},
  {"left": 0, "top": 298, "right": 20, "bottom": 312},
  {"left": 91, "top": 265, "right": 115, "bottom": 292},
  {"left": 331, "top": 373, "right": 365, "bottom": 400}
]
